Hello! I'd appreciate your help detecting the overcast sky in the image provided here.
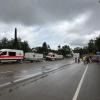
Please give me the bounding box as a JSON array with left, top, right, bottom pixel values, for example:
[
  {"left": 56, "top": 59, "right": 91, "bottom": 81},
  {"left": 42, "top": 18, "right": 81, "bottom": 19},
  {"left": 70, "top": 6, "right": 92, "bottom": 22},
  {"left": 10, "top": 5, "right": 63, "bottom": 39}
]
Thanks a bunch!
[{"left": 0, "top": 0, "right": 100, "bottom": 49}]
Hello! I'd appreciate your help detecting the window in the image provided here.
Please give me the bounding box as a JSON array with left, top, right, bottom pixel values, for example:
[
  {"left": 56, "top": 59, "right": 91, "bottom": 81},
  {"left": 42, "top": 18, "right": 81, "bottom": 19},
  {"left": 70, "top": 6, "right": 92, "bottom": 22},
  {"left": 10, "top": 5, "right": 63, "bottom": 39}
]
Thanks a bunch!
[
  {"left": 9, "top": 52, "right": 16, "bottom": 56},
  {"left": 0, "top": 51, "right": 7, "bottom": 55}
]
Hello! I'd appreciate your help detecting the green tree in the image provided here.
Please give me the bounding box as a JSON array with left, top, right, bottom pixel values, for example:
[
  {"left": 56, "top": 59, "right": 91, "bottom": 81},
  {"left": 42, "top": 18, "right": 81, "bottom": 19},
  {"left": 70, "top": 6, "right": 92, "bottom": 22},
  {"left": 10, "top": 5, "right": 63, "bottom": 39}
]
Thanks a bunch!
[
  {"left": 7, "top": 39, "right": 14, "bottom": 49},
  {"left": 0, "top": 37, "right": 30, "bottom": 53},
  {"left": 42, "top": 42, "right": 48, "bottom": 56},
  {"left": 48, "top": 45, "right": 51, "bottom": 52},
  {"left": 1, "top": 37, "right": 8, "bottom": 49},
  {"left": 61, "top": 45, "right": 71, "bottom": 57},
  {"left": 57, "top": 45, "right": 62, "bottom": 54},
  {"left": 34, "top": 47, "right": 43, "bottom": 53},
  {"left": 21, "top": 41, "right": 30, "bottom": 53},
  {"left": 88, "top": 39, "right": 96, "bottom": 54},
  {"left": 95, "top": 36, "right": 100, "bottom": 51},
  {"left": 82, "top": 46, "right": 89, "bottom": 54}
]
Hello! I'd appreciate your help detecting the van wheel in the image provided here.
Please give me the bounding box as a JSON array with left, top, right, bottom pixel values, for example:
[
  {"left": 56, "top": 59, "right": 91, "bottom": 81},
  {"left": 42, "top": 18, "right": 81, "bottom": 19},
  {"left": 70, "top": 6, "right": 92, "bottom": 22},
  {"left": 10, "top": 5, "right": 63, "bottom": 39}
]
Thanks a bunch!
[
  {"left": 20, "top": 59, "right": 23, "bottom": 63},
  {"left": 17, "top": 59, "right": 23, "bottom": 63},
  {"left": 30, "top": 60, "right": 33, "bottom": 63}
]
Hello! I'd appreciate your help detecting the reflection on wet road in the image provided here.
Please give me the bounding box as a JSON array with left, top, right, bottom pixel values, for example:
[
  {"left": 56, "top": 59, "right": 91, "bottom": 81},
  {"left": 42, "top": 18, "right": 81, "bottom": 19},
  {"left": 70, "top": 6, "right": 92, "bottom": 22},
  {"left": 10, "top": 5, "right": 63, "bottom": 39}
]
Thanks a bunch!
[{"left": 0, "top": 58, "right": 74, "bottom": 86}]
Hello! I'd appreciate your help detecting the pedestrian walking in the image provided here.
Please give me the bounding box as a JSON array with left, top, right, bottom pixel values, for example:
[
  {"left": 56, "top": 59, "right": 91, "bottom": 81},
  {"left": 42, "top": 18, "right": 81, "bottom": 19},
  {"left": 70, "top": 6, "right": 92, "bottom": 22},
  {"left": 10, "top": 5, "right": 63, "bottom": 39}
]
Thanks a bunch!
[
  {"left": 75, "top": 58, "right": 77, "bottom": 63},
  {"left": 89, "top": 56, "right": 92, "bottom": 63},
  {"left": 78, "top": 58, "right": 80, "bottom": 63},
  {"left": 86, "top": 56, "right": 90, "bottom": 64},
  {"left": 83, "top": 56, "right": 86, "bottom": 65}
]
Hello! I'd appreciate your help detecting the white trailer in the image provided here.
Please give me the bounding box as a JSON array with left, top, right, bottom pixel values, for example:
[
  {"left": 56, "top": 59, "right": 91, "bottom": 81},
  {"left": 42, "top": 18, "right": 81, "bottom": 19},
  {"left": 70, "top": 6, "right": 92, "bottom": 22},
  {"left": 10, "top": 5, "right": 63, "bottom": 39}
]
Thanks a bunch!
[
  {"left": 0, "top": 49, "right": 24, "bottom": 63},
  {"left": 55, "top": 54, "right": 63, "bottom": 59},
  {"left": 73, "top": 53, "right": 80, "bottom": 58},
  {"left": 25, "top": 52, "right": 43, "bottom": 62}
]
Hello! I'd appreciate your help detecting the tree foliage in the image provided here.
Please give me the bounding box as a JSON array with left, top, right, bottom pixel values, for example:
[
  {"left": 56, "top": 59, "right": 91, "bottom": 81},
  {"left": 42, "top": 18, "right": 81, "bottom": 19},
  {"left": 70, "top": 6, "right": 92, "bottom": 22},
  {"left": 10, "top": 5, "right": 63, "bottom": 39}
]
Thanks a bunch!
[
  {"left": 88, "top": 39, "right": 96, "bottom": 53},
  {"left": 42, "top": 42, "right": 48, "bottom": 54},
  {"left": 33, "top": 42, "right": 71, "bottom": 57},
  {"left": 95, "top": 36, "right": 100, "bottom": 51},
  {"left": 61, "top": 45, "right": 71, "bottom": 57},
  {"left": 73, "top": 35, "right": 100, "bottom": 57},
  {"left": 0, "top": 37, "right": 30, "bottom": 53},
  {"left": 57, "top": 45, "right": 71, "bottom": 57}
]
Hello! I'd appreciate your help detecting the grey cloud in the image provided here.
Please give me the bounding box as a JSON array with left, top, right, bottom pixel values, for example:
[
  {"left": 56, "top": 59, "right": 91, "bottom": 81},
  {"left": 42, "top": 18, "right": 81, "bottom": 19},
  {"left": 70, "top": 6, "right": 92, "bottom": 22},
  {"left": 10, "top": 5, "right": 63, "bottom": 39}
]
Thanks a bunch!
[
  {"left": 69, "top": 36, "right": 88, "bottom": 47},
  {"left": 0, "top": 0, "right": 99, "bottom": 26},
  {"left": 0, "top": 0, "right": 100, "bottom": 48}
]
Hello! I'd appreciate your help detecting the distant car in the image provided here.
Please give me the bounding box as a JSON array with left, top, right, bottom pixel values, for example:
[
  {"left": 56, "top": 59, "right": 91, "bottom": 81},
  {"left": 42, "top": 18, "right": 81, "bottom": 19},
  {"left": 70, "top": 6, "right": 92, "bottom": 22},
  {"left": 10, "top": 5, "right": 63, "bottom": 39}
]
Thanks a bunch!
[{"left": 46, "top": 53, "right": 56, "bottom": 60}]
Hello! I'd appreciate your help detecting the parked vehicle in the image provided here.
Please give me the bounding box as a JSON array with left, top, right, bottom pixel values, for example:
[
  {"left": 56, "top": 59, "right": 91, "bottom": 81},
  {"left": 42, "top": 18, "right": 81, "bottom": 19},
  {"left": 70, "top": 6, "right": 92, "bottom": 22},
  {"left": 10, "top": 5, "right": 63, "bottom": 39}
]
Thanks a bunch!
[
  {"left": 25, "top": 52, "right": 43, "bottom": 62},
  {"left": 55, "top": 54, "right": 63, "bottom": 60},
  {"left": 0, "top": 49, "right": 24, "bottom": 63},
  {"left": 46, "top": 52, "right": 63, "bottom": 60},
  {"left": 91, "top": 55, "right": 100, "bottom": 62}
]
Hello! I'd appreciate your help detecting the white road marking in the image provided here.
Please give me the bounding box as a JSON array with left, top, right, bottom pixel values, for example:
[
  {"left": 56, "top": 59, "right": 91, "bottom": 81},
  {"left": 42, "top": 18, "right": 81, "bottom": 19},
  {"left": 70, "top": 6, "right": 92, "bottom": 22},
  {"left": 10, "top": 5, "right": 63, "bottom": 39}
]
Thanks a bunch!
[
  {"left": 0, "top": 72, "right": 43, "bottom": 88},
  {"left": 0, "top": 82, "right": 11, "bottom": 88},
  {"left": 0, "top": 71, "right": 13, "bottom": 74},
  {"left": 14, "top": 72, "right": 42, "bottom": 83},
  {"left": 72, "top": 65, "right": 88, "bottom": 100}
]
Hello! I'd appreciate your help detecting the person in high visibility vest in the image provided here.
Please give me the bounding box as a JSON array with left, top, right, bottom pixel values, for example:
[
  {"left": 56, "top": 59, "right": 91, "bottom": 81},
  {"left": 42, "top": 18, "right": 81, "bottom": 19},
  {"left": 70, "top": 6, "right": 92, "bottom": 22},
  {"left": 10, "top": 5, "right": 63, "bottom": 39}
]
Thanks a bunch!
[{"left": 83, "top": 56, "right": 86, "bottom": 65}]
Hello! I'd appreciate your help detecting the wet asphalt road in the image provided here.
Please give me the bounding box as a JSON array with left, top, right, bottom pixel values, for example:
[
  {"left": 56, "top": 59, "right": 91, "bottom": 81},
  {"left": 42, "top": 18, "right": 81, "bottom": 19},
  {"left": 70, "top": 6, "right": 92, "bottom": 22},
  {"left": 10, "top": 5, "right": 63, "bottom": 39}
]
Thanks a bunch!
[
  {"left": 0, "top": 58, "right": 73, "bottom": 85},
  {"left": 0, "top": 60, "right": 100, "bottom": 100},
  {"left": 77, "top": 63, "right": 100, "bottom": 100}
]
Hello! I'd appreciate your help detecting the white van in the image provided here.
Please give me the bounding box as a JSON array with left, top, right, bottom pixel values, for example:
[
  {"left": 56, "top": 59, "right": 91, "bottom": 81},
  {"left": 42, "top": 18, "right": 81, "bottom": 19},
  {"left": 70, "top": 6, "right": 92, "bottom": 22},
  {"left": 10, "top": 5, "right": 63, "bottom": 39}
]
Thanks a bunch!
[
  {"left": 25, "top": 52, "right": 43, "bottom": 62},
  {"left": 0, "top": 49, "right": 24, "bottom": 63}
]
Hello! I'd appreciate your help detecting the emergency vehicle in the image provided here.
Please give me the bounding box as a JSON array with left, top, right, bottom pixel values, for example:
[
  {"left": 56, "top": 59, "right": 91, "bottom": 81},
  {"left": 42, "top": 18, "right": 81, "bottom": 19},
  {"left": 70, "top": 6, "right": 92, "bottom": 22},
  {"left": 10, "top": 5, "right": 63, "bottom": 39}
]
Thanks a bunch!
[
  {"left": 46, "top": 52, "right": 63, "bottom": 60},
  {"left": 0, "top": 49, "right": 24, "bottom": 63}
]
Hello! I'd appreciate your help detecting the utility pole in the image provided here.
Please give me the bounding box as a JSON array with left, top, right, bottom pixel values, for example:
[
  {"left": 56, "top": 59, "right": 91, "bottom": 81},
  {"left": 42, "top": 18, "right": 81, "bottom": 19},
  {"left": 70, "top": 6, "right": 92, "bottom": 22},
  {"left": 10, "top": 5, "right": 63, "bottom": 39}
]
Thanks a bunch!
[
  {"left": 13, "top": 28, "right": 18, "bottom": 49},
  {"left": 15, "top": 28, "right": 17, "bottom": 42}
]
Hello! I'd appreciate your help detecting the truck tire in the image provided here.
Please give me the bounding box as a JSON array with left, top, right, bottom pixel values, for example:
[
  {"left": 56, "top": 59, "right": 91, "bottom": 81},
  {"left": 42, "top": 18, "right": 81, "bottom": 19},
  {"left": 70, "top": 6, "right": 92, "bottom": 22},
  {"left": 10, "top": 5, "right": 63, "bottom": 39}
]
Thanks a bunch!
[
  {"left": 17, "top": 59, "right": 23, "bottom": 63},
  {"left": 20, "top": 59, "right": 23, "bottom": 63},
  {"left": 30, "top": 60, "right": 33, "bottom": 63}
]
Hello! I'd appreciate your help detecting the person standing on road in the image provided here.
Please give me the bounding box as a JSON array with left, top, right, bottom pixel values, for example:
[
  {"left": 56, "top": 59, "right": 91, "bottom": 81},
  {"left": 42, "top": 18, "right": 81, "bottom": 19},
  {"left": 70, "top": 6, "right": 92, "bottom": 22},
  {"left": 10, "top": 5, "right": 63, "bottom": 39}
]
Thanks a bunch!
[
  {"left": 89, "top": 56, "right": 92, "bottom": 63},
  {"left": 78, "top": 58, "right": 80, "bottom": 63},
  {"left": 83, "top": 56, "right": 86, "bottom": 65},
  {"left": 86, "top": 56, "right": 90, "bottom": 64},
  {"left": 75, "top": 57, "right": 77, "bottom": 63}
]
